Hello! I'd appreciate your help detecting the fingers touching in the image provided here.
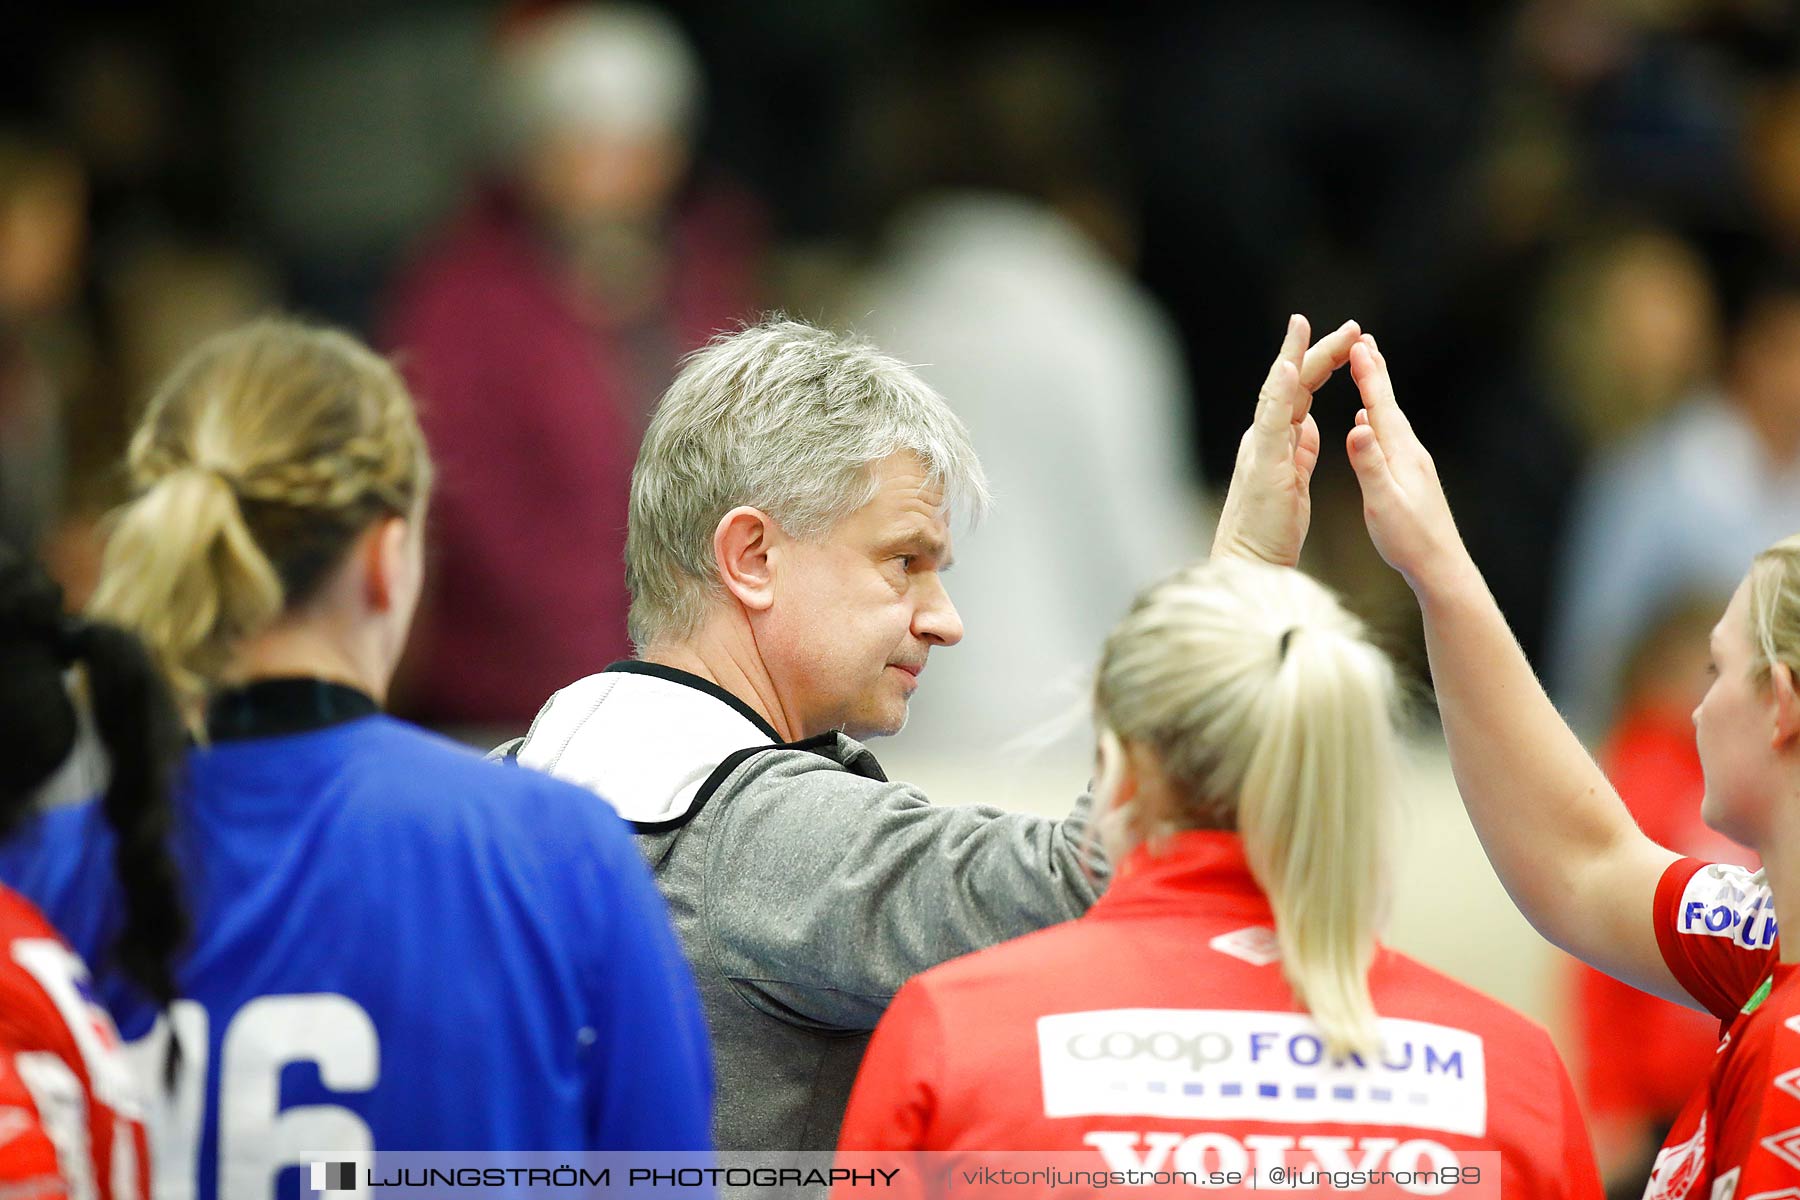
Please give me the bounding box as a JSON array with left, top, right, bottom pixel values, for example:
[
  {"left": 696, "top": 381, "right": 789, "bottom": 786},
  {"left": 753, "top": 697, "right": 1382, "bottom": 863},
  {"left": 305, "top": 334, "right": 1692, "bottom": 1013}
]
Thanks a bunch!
[
  {"left": 1299, "top": 319, "right": 1361, "bottom": 393},
  {"left": 1254, "top": 315, "right": 1309, "bottom": 441},
  {"left": 1219, "top": 316, "right": 1368, "bottom": 568},
  {"left": 1257, "top": 312, "right": 1361, "bottom": 442},
  {"left": 1246, "top": 318, "right": 1414, "bottom": 491}
]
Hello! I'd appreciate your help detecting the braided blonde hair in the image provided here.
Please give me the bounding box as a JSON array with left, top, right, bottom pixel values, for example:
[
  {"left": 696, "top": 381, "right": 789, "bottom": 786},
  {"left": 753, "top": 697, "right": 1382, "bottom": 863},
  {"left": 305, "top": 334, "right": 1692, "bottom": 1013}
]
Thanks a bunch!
[
  {"left": 1094, "top": 559, "right": 1401, "bottom": 1058},
  {"left": 90, "top": 319, "right": 432, "bottom": 719}
]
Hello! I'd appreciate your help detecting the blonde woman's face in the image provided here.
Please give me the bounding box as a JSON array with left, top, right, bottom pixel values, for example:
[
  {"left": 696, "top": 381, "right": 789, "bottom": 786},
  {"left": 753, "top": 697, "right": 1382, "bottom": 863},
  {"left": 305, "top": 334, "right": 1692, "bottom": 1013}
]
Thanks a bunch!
[{"left": 1695, "top": 578, "right": 1776, "bottom": 847}]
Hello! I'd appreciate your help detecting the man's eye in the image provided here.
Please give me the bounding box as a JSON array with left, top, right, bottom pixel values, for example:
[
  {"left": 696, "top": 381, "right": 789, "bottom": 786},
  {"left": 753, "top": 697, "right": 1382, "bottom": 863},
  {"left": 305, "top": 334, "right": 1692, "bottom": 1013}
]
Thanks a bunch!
[{"left": 895, "top": 555, "right": 916, "bottom": 570}]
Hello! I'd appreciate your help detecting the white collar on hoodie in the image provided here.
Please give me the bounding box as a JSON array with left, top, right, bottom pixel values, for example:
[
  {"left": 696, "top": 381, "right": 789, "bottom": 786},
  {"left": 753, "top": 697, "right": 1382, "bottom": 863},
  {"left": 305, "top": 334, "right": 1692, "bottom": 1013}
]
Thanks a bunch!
[{"left": 512, "top": 663, "right": 779, "bottom": 827}]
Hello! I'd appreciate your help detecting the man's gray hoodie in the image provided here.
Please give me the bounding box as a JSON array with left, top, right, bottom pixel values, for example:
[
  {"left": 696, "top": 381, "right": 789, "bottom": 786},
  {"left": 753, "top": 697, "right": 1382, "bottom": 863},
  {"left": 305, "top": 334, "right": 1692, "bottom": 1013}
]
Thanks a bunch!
[{"left": 502, "top": 661, "right": 1107, "bottom": 1150}]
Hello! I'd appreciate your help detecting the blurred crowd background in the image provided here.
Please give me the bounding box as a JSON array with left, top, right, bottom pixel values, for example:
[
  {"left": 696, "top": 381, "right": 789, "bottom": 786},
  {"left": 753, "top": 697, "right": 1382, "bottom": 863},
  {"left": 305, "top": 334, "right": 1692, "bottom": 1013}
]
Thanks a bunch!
[{"left": 4, "top": 0, "right": 1797, "bottom": 1193}]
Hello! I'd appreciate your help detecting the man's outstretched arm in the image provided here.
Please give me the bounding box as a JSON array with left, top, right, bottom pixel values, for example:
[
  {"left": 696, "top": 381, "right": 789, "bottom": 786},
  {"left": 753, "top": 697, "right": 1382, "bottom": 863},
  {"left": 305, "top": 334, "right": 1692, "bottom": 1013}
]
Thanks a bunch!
[{"left": 704, "top": 751, "right": 1104, "bottom": 1031}]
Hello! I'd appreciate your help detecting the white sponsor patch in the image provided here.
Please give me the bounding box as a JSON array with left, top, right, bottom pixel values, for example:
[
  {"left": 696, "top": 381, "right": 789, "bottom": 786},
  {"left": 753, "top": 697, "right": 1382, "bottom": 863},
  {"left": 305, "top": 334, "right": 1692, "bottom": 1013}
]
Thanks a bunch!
[
  {"left": 1676, "top": 865, "right": 1779, "bottom": 951},
  {"left": 1209, "top": 926, "right": 1281, "bottom": 967},
  {"left": 1037, "top": 1009, "right": 1487, "bottom": 1136}
]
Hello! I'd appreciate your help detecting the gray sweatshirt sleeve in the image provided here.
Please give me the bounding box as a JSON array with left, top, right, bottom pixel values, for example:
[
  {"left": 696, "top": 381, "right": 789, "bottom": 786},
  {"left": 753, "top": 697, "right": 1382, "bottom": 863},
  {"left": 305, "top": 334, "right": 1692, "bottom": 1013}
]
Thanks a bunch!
[{"left": 698, "top": 745, "right": 1108, "bottom": 1032}]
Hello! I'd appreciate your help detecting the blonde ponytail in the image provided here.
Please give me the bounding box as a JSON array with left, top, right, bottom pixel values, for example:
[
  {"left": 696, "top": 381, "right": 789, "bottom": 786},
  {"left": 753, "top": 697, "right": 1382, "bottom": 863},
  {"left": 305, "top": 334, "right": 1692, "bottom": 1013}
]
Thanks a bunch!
[
  {"left": 91, "top": 466, "right": 283, "bottom": 713},
  {"left": 1238, "top": 623, "right": 1396, "bottom": 1057},
  {"left": 1095, "top": 559, "right": 1401, "bottom": 1058},
  {"left": 90, "top": 319, "right": 432, "bottom": 726}
]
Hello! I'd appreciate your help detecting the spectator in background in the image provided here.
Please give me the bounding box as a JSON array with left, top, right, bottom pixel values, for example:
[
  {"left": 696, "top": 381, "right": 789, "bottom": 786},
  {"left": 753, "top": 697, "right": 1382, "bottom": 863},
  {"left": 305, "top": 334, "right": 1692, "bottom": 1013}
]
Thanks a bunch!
[
  {"left": 1748, "top": 79, "right": 1800, "bottom": 262},
  {"left": 1535, "top": 229, "right": 1720, "bottom": 450},
  {"left": 32, "top": 32, "right": 277, "bottom": 615},
  {"left": 1569, "top": 598, "right": 1757, "bottom": 1197},
  {"left": 0, "top": 133, "right": 89, "bottom": 576},
  {"left": 382, "top": 3, "right": 761, "bottom": 732},
  {"left": 1549, "top": 266, "right": 1800, "bottom": 737},
  {"left": 850, "top": 38, "right": 1205, "bottom": 770}
]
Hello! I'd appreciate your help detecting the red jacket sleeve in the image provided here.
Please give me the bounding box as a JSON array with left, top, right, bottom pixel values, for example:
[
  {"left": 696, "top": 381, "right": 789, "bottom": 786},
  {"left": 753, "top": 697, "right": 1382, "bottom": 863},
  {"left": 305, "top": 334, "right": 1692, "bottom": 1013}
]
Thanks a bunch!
[{"left": 1652, "top": 859, "right": 1781, "bottom": 1022}]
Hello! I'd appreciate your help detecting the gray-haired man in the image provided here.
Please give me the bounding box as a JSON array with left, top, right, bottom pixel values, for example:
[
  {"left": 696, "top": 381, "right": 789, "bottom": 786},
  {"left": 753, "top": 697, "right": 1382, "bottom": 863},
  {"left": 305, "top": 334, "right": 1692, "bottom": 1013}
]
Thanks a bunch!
[{"left": 502, "top": 314, "right": 1358, "bottom": 1149}]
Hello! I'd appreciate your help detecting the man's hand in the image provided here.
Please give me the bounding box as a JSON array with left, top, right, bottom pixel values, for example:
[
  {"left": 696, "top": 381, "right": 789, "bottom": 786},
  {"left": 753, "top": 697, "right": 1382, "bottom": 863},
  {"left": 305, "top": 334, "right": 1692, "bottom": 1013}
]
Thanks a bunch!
[
  {"left": 1343, "top": 334, "right": 1475, "bottom": 594},
  {"left": 1211, "top": 314, "right": 1361, "bottom": 567}
]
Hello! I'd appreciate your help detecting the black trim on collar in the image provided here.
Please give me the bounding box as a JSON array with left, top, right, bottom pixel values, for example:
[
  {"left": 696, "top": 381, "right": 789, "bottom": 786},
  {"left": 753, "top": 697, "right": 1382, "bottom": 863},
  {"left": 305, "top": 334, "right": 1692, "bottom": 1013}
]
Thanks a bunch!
[
  {"left": 601, "top": 660, "right": 783, "bottom": 743},
  {"left": 629, "top": 731, "right": 887, "bottom": 835},
  {"left": 206, "top": 678, "right": 379, "bottom": 742}
]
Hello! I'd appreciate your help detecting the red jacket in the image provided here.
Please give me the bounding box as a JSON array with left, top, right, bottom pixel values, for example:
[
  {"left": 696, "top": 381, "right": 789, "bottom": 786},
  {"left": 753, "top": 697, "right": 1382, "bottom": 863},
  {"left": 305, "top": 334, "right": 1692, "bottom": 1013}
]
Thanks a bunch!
[
  {"left": 0, "top": 886, "right": 149, "bottom": 1199},
  {"left": 1641, "top": 858, "right": 1800, "bottom": 1200},
  {"left": 838, "top": 831, "right": 1601, "bottom": 1199}
]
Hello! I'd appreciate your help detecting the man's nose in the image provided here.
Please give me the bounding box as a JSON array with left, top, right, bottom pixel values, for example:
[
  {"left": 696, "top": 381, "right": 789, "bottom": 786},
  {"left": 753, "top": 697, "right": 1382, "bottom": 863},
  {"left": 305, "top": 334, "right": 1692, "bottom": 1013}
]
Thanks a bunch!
[{"left": 914, "top": 573, "right": 964, "bottom": 647}]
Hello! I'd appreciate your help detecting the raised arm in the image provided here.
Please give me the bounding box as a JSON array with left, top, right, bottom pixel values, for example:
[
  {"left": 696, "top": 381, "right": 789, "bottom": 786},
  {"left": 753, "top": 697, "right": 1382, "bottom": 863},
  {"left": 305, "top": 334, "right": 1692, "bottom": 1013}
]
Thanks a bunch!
[
  {"left": 1212, "top": 314, "right": 1361, "bottom": 567},
  {"left": 1342, "top": 335, "right": 1687, "bottom": 1006}
]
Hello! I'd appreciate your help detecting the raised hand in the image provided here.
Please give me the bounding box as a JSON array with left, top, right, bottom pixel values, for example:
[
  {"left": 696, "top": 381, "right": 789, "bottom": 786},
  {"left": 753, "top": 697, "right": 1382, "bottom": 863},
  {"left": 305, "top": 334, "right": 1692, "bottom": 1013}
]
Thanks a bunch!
[
  {"left": 1343, "top": 334, "right": 1471, "bottom": 592},
  {"left": 1342, "top": 332, "right": 1686, "bottom": 1009},
  {"left": 1212, "top": 314, "right": 1361, "bottom": 568}
]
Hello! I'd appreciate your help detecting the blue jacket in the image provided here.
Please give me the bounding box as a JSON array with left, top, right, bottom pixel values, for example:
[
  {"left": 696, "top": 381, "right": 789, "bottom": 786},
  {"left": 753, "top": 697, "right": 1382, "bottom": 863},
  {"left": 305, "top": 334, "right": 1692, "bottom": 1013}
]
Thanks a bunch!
[{"left": 1, "top": 700, "right": 712, "bottom": 1199}]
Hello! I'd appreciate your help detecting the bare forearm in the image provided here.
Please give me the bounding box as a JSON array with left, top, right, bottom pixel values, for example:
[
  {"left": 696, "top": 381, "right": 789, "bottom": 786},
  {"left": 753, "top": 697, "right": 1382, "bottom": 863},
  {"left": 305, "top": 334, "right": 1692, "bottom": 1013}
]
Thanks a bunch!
[
  {"left": 1347, "top": 334, "right": 1681, "bottom": 998},
  {"left": 1413, "top": 559, "right": 1642, "bottom": 948}
]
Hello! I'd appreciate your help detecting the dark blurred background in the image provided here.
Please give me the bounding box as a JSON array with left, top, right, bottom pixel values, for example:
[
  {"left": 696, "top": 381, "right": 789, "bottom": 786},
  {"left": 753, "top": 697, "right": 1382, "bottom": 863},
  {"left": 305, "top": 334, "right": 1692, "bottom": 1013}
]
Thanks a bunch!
[{"left": 5, "top": 4, "right": 1797, "bottom": 1189}]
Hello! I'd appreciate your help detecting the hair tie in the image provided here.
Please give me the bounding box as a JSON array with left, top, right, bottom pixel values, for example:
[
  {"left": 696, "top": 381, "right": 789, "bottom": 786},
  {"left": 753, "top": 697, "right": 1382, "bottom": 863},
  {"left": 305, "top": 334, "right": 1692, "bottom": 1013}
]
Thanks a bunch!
[{"left": 185, "top": 462, "right": 242, "bottom": 494}]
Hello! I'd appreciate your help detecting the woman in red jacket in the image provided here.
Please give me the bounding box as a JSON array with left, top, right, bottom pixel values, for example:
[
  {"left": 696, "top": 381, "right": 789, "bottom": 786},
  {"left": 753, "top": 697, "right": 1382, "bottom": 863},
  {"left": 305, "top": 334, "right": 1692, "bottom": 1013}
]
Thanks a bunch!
[
  {"left": 1343, "top": 333, "right": 1800, "bottom": 1199},
  {"left": 0, "top": 545, "right": 178, "bottom": 1198},
  {"left": 838, "top": 554, "right": 1601, "bottom": 1199}
]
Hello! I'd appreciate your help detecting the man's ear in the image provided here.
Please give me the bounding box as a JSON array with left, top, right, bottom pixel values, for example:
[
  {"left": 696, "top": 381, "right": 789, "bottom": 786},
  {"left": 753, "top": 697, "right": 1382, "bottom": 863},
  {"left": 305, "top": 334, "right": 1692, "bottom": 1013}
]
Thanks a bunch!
[
  {"left": 361, "top": 516, "right": 410, "bottom": 613},
  {"left": 1772, "top": 661, "right": 1800, "bottom": 749},
  {"left": 714, "top": 506, "right": 780, "bottom": 613}
]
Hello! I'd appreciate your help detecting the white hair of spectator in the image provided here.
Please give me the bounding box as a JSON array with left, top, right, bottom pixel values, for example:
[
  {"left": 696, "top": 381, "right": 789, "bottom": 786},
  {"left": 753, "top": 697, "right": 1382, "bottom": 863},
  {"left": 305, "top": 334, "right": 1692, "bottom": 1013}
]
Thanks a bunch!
[
  {"left": 494, "top": 4, "right": 703, "bottom": 146},
  {"left": 627, "top": 319, "right": 990, "bottom": 648}
]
